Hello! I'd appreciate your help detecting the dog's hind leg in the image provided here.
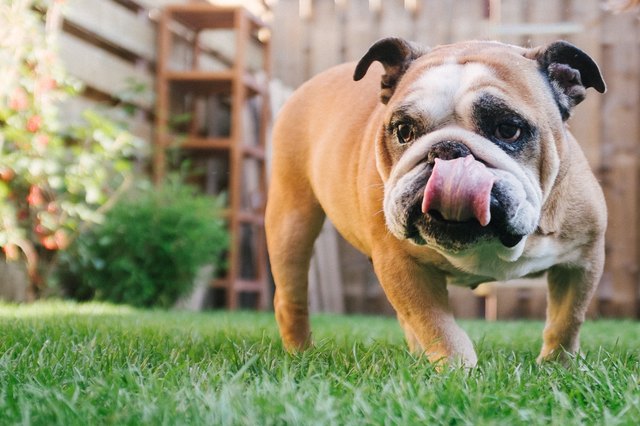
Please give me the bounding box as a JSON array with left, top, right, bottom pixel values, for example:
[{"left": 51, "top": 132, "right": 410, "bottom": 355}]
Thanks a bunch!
[{"left": 266, "top": 173, "right": 325, "bottom": 351}]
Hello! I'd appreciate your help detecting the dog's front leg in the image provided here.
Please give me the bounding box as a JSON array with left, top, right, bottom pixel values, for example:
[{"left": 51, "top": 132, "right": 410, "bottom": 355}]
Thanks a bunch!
[
  {"left": 372, "top": 247, "right": 477, "bottom": 367},
  {"left": 538, "top": 239, "right": 605, "bottom": 363}
]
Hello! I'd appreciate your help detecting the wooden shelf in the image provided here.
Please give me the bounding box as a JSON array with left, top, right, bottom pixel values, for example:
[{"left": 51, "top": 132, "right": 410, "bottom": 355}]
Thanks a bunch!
[
  {"left": 178, "top": 136, "right": 232, "bottom": 150},
  {"left": 155, "top": 4, "right": 271, "bottom": 310},
  {"left": 166, "top": 5, "right": 266, "bottom": 35},
  {"left": 166, "top": 70, "right": 265, "bottom": 96},
  {"left": 212, "top": 278, "right": 264, "bottom": 292},
  {"left": 242, "top": 145, "right": 265, "bottom": 160},
  {"left": 170, "top": 136, "right": 264, "bottom": 159},
  {"left": 237, "top": 211, "right": 265, "bottom": 225},
  {"left": 234, "top": 279, "right": 266, "bottom": 292},
  {"left": 212, "top": 278, "right": 229, "bottom": 289},
  {"left": 218, "top": 209, "right": 265, "bottom": 225}
]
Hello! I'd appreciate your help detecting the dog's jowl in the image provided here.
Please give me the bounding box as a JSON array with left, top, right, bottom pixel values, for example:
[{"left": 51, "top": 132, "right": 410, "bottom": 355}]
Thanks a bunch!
[{"left": 266, "top": 38, "right": 606, "bottom": 367}]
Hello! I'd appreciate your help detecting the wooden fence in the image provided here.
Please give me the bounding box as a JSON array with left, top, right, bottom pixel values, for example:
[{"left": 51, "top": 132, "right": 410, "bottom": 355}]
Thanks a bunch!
[{"left": 270, "top": 0, "right": 640, "bottom": 319}]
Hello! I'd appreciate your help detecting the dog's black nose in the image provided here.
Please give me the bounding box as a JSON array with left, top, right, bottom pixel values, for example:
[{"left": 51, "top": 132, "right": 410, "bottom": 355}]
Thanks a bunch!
[{"left": 427, "top": 141, "right": 471, "bottom": 164}]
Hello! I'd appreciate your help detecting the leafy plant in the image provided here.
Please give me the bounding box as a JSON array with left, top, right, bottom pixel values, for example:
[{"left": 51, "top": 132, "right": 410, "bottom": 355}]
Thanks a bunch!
[
  {"left": 0, "top": 0, "right": 144, "bottom": 296},
  {"left": 57, "top": 180, "right": 229, "bottom": 308}
]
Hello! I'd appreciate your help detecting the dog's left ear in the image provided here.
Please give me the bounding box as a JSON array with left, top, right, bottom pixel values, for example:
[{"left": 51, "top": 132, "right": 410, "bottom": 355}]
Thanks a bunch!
[
  {"left": 527, "top": 41, "right": 606, "bottom": 120},
  {"left": 354, "top": 37, "right": 425, "bottom": 104}
]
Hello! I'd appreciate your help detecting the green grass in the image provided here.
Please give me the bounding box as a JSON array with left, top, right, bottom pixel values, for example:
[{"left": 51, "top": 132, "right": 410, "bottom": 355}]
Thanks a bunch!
[{"left": 0, "top": 301, "right": 638, "bottom": 425}]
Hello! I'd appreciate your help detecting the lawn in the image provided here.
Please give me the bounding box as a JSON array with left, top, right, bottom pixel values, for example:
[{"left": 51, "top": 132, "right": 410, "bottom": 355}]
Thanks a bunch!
[{"left": 0, "top": 302, "right": 638, "bottom": 425}]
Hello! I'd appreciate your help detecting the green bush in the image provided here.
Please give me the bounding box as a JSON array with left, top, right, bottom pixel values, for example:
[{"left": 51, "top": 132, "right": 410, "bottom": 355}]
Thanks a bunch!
[{"left": 57, "top": 180, "right": 229, "bottom": 307}]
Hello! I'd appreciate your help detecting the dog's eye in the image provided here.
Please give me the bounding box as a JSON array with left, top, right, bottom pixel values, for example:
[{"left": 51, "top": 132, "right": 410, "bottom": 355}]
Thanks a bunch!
[
  {"left": 494, "top": 123, "right": 521, "bottom": 142},
  {"left": 396, "top": 123, "right": 415, "bottom": 144}
]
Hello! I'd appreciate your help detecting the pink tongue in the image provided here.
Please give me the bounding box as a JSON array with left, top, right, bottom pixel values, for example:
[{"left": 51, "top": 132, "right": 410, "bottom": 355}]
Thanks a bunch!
[{"left": 421, "top": 155, "right": 495, "bottom": 226}]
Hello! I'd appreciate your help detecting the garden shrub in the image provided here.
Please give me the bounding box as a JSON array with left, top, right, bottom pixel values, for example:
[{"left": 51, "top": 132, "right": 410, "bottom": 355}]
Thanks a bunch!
[{"left": 57, "top": 180, "right": 229, "bottom": 308}]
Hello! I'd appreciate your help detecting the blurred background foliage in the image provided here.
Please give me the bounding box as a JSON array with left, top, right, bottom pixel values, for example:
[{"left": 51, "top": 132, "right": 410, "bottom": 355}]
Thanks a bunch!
[
  {"left": 55, "top": 178, "right": 229, "bottom": 308},
  {"left": 0, "top": 0, "right": 229, "bottom": 307}
]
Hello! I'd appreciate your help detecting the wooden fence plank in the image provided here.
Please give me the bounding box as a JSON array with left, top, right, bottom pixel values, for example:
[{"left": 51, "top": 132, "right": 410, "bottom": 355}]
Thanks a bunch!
[
  {"left": 135, "top": 0, "right": 268, "bottom": 17},
  {"left": 598, "top": 13, "right": 640, "bottom": 317},
  {"left": 526, "top": 0, "right": 564, "bottom": 47},
  {"left": 64, "top": 0, "right": 155, "bottom": 61},
  {"left": 380, "top": 0, "right": 414, "bottom": 41},
  {"left": 449, "top": 0, "right": 488, "bottom": 42},
  {"left": 416, "top": 0, "right": 456, "bottom": 46},
  {"left": 59, "top": 33, "right": 154, "bottom": 109},
  {"left": 564, "top": 0, "right": 604, "bottom": 317},
  {"left": 309, "top": 0, "right": 341, "bottom": 76},
  {"left": 345, "top": 0, "right": 378, "bottom": 62},
  {"left": 309, "top": 221, "right": 345, "bottom": 313},
  {"left": 495, "top": 0, "right": 528, "bottom": 45},
  {"left": 60, "top": 96, "right": 152, "bottom": 141},
  {"left": 449, "top": 286, "right": 482, "bottom": 319},
  {"left": 565, "top": 0, "right": 603, "bottom": 170},
  {"left": 272, "top": 0, "right": 305, "bottom": 87}
]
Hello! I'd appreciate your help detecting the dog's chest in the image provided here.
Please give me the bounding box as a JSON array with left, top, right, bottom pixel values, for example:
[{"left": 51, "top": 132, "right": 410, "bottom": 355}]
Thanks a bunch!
[{"left": 438, "top": 234, "right": 582, "bottom": 286}]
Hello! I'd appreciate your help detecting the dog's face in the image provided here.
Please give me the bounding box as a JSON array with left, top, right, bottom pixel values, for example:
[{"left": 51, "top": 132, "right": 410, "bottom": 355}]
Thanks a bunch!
[{"left": 354, "top": 39, "right": 605, "bottom": 258}]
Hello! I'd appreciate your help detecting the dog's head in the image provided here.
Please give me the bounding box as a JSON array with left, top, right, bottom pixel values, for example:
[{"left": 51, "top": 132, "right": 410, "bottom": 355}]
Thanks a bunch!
[{"left": 354, "top": 38, "right": 605, "bottom": 258}]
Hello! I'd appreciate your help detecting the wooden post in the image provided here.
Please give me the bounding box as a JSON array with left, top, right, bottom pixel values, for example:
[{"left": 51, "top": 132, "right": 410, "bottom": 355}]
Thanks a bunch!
[
  {"left": 256, "top": 20, "right": 272, "bottom": 309},
  {"left": 153, "top": 8, "right": 172, "bottom": 185},
  {"left": 225, "top": 9, "right": 249, "bottom": 309}
]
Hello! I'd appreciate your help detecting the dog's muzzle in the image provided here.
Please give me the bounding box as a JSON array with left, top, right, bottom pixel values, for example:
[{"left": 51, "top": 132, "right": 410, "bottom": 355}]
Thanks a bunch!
[{"left": 404, "top": 141, "right": 531, "bottom": 250}]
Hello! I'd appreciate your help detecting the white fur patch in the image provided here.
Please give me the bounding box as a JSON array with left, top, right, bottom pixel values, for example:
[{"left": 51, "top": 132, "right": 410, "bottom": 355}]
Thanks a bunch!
[
  {"left": 404, "top": 62, "right": 495, "bottom": 127},
  {"left": 442, "top": 233, "right": 583, "bottom": 286}
]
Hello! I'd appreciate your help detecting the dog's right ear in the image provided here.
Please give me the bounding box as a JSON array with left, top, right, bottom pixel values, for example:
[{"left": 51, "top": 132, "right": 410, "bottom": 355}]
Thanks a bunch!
[
  {"left": 354, "top": 37, "right": 425, "bottom": 104},
  {"left": 525, "top": 41, "right": 606, "bottom": 120}
]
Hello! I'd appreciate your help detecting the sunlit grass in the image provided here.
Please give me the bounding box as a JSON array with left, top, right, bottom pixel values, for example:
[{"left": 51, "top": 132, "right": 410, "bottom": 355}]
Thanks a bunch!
[
  {"left": 0, "top": 300, "right": 137, "bottom": 318},
  {"left": 0, "top": 301, "right": 638, "bottom": 425}
]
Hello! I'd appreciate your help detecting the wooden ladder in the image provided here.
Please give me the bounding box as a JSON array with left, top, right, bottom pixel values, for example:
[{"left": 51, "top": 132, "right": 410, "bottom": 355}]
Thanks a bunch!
[{"left": 154, "top": 5, "right": 271, "bottom": 309}]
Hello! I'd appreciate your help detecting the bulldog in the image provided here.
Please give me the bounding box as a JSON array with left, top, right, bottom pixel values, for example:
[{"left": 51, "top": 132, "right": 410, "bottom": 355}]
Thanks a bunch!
[{"left": 265, "top": 38, "right": 607, "bottom": 367}]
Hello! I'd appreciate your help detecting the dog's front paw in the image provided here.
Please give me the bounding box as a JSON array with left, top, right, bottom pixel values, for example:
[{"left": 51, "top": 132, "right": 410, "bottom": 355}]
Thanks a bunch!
[
  {"left": 451, "top": 352, "right": 479, "bottom": 369},
  {"left": 536, "top": 345, "right": 579, "bottom": 365},
  {"left": 421, "top": 336, "right": 478, "bottom": 369}
]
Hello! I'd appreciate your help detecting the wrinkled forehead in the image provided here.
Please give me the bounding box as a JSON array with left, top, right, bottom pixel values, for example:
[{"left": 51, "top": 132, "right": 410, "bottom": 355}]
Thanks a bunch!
[
  {"left": 391, "top": 48, "right": 543, "bottom": 121},
  {"left": 402, "top": 61, "right": 497, "bottom": 123}
]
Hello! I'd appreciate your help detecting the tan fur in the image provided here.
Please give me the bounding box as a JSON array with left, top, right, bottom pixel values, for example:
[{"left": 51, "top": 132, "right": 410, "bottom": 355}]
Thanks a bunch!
[{"left": 266, "top": 40, "right": 606, "bottom": 366}]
